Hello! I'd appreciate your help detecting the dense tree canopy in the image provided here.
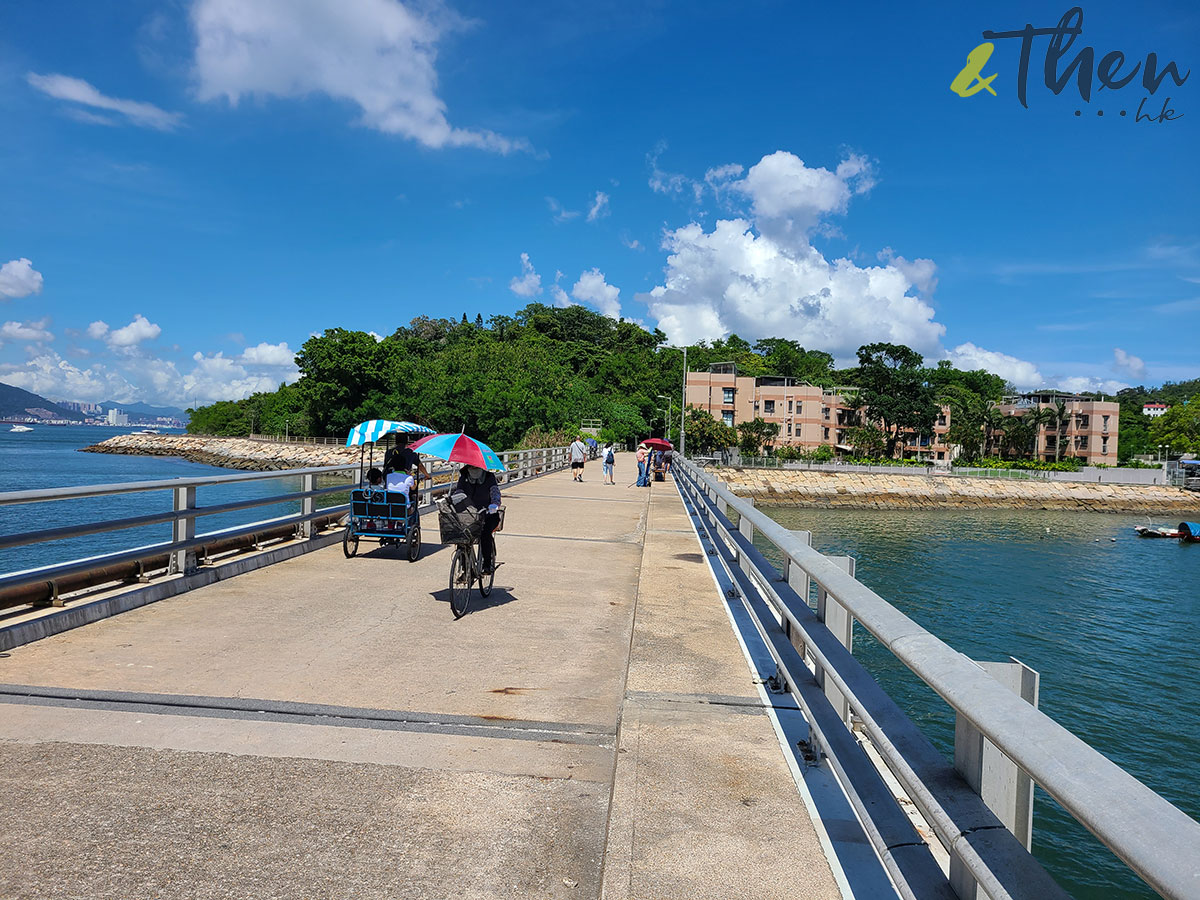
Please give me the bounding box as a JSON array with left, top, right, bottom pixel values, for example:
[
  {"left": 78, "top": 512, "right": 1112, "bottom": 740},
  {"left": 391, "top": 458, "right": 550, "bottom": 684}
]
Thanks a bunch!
[
  {"left": 186, "top": 304, "right": 1032, "bottom": 455},
  {"left": 854, "top": 342, "right": 940, "bottom": 457}
]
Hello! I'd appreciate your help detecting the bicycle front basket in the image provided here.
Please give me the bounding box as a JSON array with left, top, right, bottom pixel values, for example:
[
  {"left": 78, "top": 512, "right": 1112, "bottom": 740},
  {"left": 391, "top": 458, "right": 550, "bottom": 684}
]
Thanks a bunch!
[{"left": 438, "top": 506, "right": 481, "bottom": 545}]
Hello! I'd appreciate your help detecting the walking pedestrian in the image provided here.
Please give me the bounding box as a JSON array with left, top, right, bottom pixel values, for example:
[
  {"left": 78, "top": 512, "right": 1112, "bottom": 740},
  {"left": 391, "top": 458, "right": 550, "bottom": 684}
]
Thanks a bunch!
[
  {"left": 635, "top": 443, "right": 648, "bottom": 487},
  {"left": 569, "top": 435, "right": 588, "bottom": 481},
  {"left": 602, "top": 442, "right": 616, "bottom": 484}
]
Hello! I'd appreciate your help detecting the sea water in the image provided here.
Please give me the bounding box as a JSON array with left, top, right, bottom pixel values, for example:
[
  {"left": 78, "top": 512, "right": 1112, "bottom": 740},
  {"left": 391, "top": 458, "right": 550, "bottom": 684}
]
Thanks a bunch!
[
  {"left": 757, "top": 505, "right": 1200, "bottom": 900},
  {"left": 0, "top": 425, "right": 347, "bottom": 576}
]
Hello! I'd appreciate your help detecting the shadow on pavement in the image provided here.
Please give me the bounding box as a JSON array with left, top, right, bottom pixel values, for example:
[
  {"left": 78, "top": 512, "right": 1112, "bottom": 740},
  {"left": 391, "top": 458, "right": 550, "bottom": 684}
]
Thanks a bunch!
[{"left": 429, "top": 586, "right": 520, "bottom": 615}]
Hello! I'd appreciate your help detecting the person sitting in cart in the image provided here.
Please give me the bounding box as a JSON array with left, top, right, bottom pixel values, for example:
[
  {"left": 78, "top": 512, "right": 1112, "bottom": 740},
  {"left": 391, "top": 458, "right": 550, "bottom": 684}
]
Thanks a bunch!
[
  {"left": 383, "top": 435, "right": 430, "bottom": 481},
  {"left": 454, "top": 464, "right": 502, "bottom": 574}
]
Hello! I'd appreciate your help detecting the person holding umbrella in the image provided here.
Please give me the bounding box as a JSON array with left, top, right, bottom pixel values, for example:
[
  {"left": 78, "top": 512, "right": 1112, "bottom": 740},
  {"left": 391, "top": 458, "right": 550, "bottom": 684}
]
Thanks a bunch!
[
  {"left": 454, "top": 465, "right": 502, "bottom": 574},
  {"left": 409, "top": 431, "right": 508, "bottom": 574}
]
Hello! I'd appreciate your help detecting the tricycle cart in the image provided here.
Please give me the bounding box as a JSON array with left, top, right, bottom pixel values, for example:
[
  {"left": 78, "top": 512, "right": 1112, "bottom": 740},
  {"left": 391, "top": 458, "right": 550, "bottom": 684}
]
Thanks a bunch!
[{"left": 342, "top": 419, "right": 435, "bottom": 561}]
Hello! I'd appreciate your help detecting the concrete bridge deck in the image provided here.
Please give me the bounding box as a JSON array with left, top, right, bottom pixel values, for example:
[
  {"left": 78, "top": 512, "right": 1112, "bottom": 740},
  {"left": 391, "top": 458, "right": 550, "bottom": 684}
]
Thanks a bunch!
[{"left": 0, "top": 469, "right": 843, "bottom": 900}]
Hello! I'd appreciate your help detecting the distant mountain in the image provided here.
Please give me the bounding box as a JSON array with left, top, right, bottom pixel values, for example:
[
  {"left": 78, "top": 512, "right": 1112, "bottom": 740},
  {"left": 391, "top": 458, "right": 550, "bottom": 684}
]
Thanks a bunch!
[
  {"left": 98, "top": 400, "right": 188, "bottom": 420},
  {"left": 0, "top": 381, "right": 85, "bottom": 421}
]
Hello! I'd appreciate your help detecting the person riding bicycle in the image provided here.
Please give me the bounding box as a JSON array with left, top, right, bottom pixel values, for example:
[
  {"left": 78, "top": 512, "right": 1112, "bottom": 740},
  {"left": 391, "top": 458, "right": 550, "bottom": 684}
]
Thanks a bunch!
[{"left": 454, "top": 464, "right": 501, "bottom": 574}]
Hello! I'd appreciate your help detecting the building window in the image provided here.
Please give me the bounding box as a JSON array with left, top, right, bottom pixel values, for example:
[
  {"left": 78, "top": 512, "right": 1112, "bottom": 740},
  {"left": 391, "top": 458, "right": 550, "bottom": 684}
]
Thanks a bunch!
[
  {"left": 1102, "top": 437, "right": 1109, "bottom": 454},
  {"left": 787, "top": 423, "right": 792, "bottom": 436},
  {"left": 822, "top": 427, "right": 829, "bottom": 440},
  {"left": 1076, "top": 436, "right": 1089, "bottom": 450},
  {"left": 722, "top": 387, "right": 735, "bottom": 405},
  {"left": 787, "top": 400, "right": 793, "bottom": 414},
  {"left": 763, "top": 399, "right": 775, "bottom": 414},
  {"left": 1078, "top": 414, "right": 1089, "bottom": 429},
  {"left": 822, "top": 407, "right": 830, "bottom": 420},
  {"left": 938, "top": 415, "right": 947, "bottom": 426},
  {"left": 1102, "top": 415, "right": 1110, "bottom": 432},
  {"left": 796, "top": 403, "right": 802, "bottom": 416},
  {"left": 722, "top": 410, "right": 734, "bottom": 427}
]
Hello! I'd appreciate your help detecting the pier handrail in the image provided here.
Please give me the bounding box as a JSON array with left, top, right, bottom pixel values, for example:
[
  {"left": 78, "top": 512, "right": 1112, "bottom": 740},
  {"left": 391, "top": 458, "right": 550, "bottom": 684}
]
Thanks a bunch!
[
  {"left": 673, "top": 457, "right": 1200, "bottom": 900},
  {"left": 0, "top": 446, "right": 572, "bottom": 602}
]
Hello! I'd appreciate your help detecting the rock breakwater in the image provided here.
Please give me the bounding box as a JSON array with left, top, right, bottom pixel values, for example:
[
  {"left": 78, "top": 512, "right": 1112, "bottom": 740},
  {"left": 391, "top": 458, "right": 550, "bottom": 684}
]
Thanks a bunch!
[
  {"left": 718, "top": 469, "right": 1200, "bottom": 514},
  {"left": 82, "top": 434, "right": 359, "bottom": 474}
]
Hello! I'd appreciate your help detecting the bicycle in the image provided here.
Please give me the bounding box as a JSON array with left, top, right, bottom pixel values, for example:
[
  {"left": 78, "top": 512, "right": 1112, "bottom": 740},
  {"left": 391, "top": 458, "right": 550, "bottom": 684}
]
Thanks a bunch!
[{"left": 439, "top": 502, "right": 505, "bottom": 619}]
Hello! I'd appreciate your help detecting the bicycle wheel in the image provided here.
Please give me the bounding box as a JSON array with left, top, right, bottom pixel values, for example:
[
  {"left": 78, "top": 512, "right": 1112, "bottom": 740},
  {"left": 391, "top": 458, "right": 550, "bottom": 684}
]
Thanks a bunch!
[
  {"left": 449, "top": 545, "right": 473, "bottom": 618},
  {"left": 342, "top": 524, "right": 358, "bottom": 558},
  {"left": 407, "top": 522, "right": 421, "bottom": 562},
  {"left": 478, "top": 542, "right": 495, "bottom": 597}
]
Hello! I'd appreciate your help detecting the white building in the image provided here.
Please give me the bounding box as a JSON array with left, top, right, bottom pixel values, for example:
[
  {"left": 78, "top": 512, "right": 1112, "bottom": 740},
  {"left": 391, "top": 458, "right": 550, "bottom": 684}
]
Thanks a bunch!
[
  {"left": 106, "top": 408, "right": 129, "bottom": 426},
  {"left": 1143, "top": 403, "right": 1169, "bottom": 418}
]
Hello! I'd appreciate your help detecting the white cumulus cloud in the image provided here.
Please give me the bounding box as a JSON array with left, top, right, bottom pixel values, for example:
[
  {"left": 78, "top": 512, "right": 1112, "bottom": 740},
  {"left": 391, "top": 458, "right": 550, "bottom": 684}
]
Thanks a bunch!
[
  {"left": 1056, "top": 375, "right": 1129, "bottom": 395},
  {"left": 240, "top": 341, "right": 296, "bottom": 367},
  {"left": 191, "top": 0, "right": 525, "bottom": 152},
  {"left": 587, "top": 191, "right": 610, "bottom": 222},
  {"left": 642, "top": 151, "right": 942, "bottom": 355},
  {"left": 0, "top": 318, "right": 54, "bottom": 343},
  {"left": 946, "top": 343, "right": 1044, "bottom": 388},
  {"left": 571, "top": 268, "right": 621, "bottom": 319},
  {"left": 86, "top": 321, "right": 110, "bottom": 339},
  {"left": 1113, "top": 347, "right": 1147, "bottom": 379},
  {"left": 508, "top": 252, "right": 542, "bottom": 298},
  {"left": 27, "top": 73, "right": 182, "bottom": 130},
  {"left": 107, "top": 314, "right": 162, "bottom": 349},
  {"left": 0, "top": 258, "right": 44, "bottom": 299}
]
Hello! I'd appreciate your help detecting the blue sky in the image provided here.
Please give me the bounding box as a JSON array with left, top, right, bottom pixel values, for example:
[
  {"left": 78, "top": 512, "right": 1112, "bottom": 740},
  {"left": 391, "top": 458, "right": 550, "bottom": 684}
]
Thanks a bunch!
[{"left": 1, "top": 0, "right": 1196, "bottom": 407}]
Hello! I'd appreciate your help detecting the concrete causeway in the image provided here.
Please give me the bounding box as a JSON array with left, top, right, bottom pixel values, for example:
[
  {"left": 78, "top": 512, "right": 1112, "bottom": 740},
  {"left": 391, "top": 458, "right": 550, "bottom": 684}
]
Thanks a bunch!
[{"left": 0, "top": 469, "right": 841, "bottom": 900}]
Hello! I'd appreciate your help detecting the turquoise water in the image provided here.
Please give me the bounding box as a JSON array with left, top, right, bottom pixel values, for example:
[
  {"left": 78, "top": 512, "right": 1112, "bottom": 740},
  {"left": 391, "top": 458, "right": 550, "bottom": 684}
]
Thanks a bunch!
[
  {"left": 0, "top": 425, "right": 348, "bottom": 576},
  {"left": 757, "top": 505, "right": 1200, "bottom": 900}
]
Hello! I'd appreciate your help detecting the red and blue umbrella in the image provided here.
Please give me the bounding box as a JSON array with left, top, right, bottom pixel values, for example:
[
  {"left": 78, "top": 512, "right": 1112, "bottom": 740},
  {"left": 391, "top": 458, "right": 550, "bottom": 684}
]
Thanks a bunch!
[{"left": 408, "top": 432, "right": 508, "bottom": 472}]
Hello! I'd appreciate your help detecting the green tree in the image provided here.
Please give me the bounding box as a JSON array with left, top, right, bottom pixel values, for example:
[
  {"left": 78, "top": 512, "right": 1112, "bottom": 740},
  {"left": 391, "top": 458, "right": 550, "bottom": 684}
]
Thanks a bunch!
[
  {"left": 845, "top": 425, "right": 888, "bottom": 457},
  {"left": 855, "top": 343, "right": 939, "bottom": 458},
  {"left": 736, "top": 417, "right": 780, "bottom": 456},
  {"left": 684, "top": 406, "right": 737, "bottom": 454},
  {"left": 1048, "top": 399, "right": 1069, "bottom": 462},
  {"left": 1148, "top": 395, "right": 1200, "bottom": 453}
]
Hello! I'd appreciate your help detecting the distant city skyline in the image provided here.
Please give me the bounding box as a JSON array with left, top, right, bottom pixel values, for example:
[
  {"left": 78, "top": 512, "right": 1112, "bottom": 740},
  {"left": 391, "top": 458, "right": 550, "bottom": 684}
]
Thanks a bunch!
[{"left": 1, "top": 1, "right": 1196, "bottom": 407}]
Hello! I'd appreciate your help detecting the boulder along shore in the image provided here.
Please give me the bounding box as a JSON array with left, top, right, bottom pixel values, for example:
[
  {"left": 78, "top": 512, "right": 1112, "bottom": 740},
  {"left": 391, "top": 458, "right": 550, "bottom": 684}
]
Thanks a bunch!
[
  {"left": 81, "top": 434, "right": 360, "bottom": 474},
  {"left": 718, "top": 468, "right": 1200, "bottom": 514}
]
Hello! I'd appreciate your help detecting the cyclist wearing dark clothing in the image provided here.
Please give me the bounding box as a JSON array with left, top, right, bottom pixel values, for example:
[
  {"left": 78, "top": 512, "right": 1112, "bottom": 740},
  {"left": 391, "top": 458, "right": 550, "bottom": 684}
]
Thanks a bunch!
[{"left": 455, "top": 465, "right": 502, "bottom": 573}]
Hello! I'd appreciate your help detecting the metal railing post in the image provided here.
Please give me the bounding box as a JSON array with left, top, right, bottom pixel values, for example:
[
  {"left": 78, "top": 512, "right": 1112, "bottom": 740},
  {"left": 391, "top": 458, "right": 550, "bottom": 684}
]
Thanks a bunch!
[
  {"left": 300, "top": 473, "right": 315, "bottom": 538},
  {"left": 736, "top": 496, "right": 755, "bottom": 575},
  {"left": 784, "top": 531, "right": 812, "bottom": 654},
  {"left": 171, "top": 486, "right": 197, "bottom": 575},
  {"left": 951, "top": 658, "right": 1040, "bottom": 900},
  {"left": 816, "top": 556, "right": 855, "bottom": 723}
]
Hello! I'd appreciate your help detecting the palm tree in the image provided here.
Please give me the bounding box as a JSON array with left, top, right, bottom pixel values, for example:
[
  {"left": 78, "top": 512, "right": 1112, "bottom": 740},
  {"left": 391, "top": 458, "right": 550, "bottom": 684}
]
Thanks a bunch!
[
  {"left": 1050, "top": 399, "right": 1069, "bottom": 462},
  {"left": 1025, "top": 405, "right": 1054, "bottom": 461},
  {"left": 983, "top": 405, "right": 1006, "bottom": 458}
]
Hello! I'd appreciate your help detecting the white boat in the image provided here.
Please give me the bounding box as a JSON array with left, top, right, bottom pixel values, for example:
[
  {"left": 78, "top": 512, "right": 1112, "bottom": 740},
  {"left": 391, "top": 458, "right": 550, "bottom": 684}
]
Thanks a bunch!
[{"left": 9, "top": 425, "right": 33, "bottom": 433}]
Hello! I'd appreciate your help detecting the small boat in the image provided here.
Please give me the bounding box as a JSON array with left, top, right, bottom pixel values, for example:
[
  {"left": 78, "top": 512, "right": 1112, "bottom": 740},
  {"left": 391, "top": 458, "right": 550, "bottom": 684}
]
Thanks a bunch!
[
  {"left": 8, "top": 425, "right": 33, "bottom": 433},
  {"left": 1180, "top": 523, "right": 1200, "bottom": 544},
  {"left": 132, "top": 428, "right": 160, "bottom": 435},
  {"left": 1135, "top": 524, "right": 1185, "bottom": 539}
]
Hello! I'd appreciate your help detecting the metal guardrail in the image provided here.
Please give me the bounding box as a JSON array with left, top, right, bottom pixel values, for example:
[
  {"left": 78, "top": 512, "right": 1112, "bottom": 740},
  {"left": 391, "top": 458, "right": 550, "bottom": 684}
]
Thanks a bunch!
[
  {"left": 672, "top": 458, "right": 1200, "bottom": 900},
  {"left": 0, "top": 446, "right": 572, "bottom": 606},
  {"left": 245, "top": 433, "right": 344, "bottom": 445}
]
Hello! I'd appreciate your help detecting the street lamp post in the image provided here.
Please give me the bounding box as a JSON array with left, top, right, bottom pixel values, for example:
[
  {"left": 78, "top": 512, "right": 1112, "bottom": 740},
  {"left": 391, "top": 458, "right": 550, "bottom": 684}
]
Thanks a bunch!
[{"left": 656, "top": 394, "right": 674, "bottom": 442}]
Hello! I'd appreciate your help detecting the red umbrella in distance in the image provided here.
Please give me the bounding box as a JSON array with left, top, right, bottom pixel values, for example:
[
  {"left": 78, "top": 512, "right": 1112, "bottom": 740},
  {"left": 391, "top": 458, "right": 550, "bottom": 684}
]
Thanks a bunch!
[{"left": 643, "top": 438, "right": 673, "bottom": 451}]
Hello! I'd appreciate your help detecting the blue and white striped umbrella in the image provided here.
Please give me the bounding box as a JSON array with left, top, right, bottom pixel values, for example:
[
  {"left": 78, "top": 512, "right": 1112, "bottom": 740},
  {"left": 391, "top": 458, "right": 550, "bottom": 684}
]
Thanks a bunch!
[{"left": 345, "top": 419, "right": 435, "bottom": 447}]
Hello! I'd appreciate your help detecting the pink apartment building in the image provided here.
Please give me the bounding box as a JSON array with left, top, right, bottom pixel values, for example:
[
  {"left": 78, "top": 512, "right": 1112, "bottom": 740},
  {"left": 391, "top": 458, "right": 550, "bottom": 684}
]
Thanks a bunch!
[
  {"left": 685, "top": 367, "right": 1118, "bottom": 464},
  {"left": 995, "top": 392, "right": 1119, "bottom": 465}
]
